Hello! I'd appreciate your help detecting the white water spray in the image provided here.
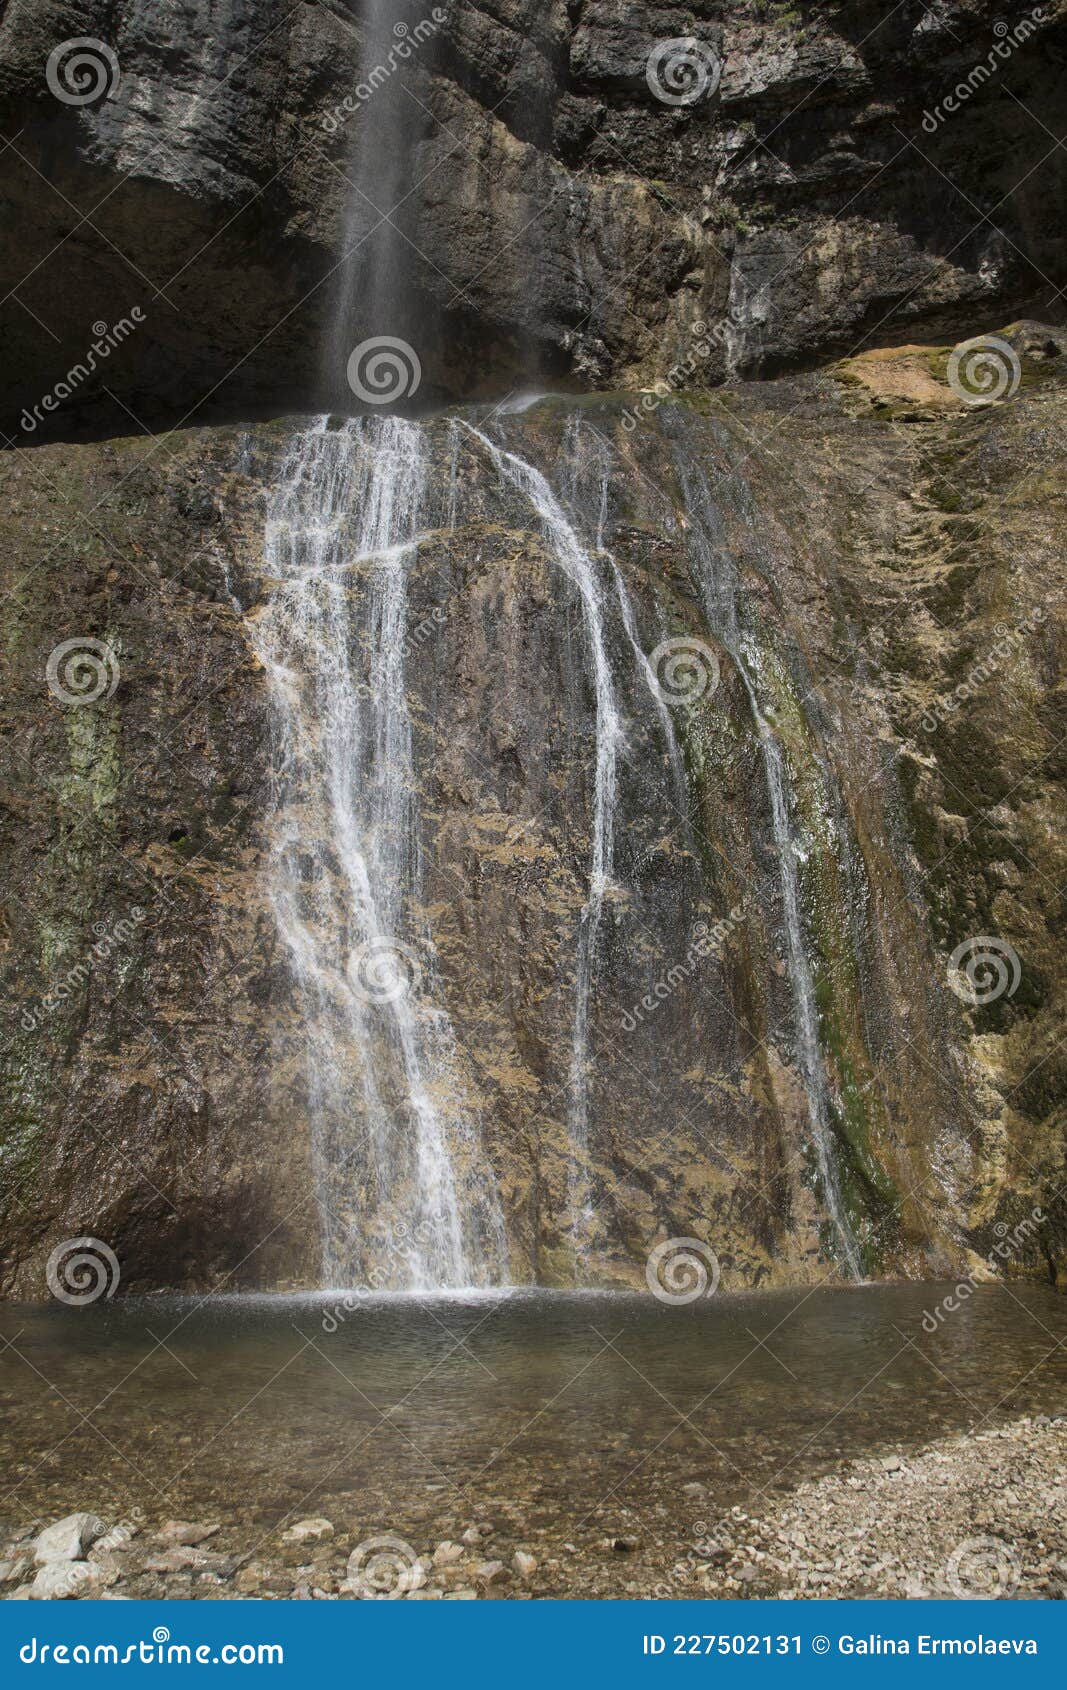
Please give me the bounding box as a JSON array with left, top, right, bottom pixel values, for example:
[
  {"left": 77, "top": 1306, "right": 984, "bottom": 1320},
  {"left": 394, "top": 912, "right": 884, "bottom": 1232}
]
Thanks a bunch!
[
  {"left": 674, "top": 447, "right": 863, "bottom": 1278},
  {"left": 253, "top": 415, "right": 508, "bottom": 1289},
  {"left": 457, "top": 420, "right": 625, "bottom": 1246}
]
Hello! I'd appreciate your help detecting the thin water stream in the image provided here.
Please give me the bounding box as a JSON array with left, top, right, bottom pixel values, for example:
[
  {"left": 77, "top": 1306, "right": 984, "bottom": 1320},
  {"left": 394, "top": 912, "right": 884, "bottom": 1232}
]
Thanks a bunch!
[
  {"left": 456, "top": 420, "right": 624, "bottom": 1251},
  {"left": 672, "top": 441, "right": 863, "bottom": 1276},
  {"left": 252, "top": 406, "right": 875, "bottom": 1289},
  {"left": 255, "top": 416, "right": 507, "bottom": 1288}
]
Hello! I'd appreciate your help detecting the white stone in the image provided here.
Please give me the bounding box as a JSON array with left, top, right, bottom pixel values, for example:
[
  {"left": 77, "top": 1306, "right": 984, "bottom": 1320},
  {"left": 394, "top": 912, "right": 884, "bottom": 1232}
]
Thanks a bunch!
[
  {"left": 33, "top": 1515, "right": 106, "bottom": 1566},
  {"left": 31, "top": 1561, "right": 101, "bottom": 1599},
  {"left": 92, "top": 1522, "right": 139, "bottom": 1554}
]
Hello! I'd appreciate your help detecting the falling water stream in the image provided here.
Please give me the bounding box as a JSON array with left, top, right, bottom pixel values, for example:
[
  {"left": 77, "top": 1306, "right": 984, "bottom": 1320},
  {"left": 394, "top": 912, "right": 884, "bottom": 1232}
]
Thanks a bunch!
[
  {"left": 571, "top": 415, "right": 692, "bottom": 826},
  {"left": 252, "top": 401, "right": 863, "bottom": 1288},
  {"left": 250, "top": 0, "right": 867, "bottom": 1288},
  {"left": 672, "top": 440, "right": 863, "bottom": 1277},
  {"left": 320, "top": 0, "right": 425, "bottom": 403},
  {"left": 456, "top": 421, "right": 624, "bottom": 1247},
  {"left": 255, "top": 416, "right": 507, "bottom": 1289}
]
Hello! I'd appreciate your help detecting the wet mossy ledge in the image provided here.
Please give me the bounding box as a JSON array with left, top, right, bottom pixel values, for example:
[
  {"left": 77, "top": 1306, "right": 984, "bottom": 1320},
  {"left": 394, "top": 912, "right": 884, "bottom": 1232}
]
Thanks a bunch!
[{"left": 0, "top": 336, "right": 1063, "bottom": 1297}]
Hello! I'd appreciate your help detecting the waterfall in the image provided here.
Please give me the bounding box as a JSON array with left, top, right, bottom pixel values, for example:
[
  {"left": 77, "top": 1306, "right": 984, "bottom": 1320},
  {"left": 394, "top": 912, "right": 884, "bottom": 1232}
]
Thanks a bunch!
[
  {"left": 250, "top": 401, "right": 864, "bottom": 1286},
  {"left": 672, "top": 441, "right": 864, "bottom": 1278},
  {"left": 321, "top": 0, "right": 431, "bottom": 407},
  {"left": 457, "top": 420, "right": 624, "bottom": 1250},
  {"left": 566, "top": 415, "right": 692, "bottom": 828},
  {"left": 253, "top": 415, "right": 508, "bottom": 1289}
]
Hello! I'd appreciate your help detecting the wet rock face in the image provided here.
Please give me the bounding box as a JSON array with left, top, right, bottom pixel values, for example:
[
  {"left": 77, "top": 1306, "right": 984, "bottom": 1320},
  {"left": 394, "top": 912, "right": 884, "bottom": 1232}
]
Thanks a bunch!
[
  {"left": 1, "top": 0, "right": 1065, "bottom": 434},
  {"left": 0, "top": 421, "right": 320, "bottom": 1293},
  {"left": 0, "top": 346, "right": 1063, "bottom": 1295}
]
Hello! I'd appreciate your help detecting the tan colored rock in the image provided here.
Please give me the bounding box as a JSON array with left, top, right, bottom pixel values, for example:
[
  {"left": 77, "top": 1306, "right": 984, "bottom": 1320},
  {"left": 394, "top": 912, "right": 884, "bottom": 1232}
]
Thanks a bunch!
[
  {"left": 234, "top": 1563, "right": 270, "bottom": 1595},
  {"left": 281, "top": 1518, "right": 333, "bottom": 1545},
  {"left": 475, "top": 1560, "right": 510, "bottom": 1586},
  {"left": 158, "top": 1521, "right": 219, "bottom": 1547}
]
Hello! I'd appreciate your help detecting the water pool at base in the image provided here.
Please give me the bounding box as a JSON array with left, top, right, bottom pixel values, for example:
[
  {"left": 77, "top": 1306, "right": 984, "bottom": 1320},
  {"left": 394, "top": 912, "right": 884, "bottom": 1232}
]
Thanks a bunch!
[{"left": 1, "top": 1283, "right": 1064, "bottom": 1596}]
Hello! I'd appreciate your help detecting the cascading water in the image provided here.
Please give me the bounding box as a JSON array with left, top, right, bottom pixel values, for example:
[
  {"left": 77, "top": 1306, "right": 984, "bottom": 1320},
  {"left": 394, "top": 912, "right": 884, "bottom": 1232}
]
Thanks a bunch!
[
  {"left": 321, "top": 0, "right": 434, "bottom": 407},
  {"left": 252, "top": 392, "right": 866, "bottom": 1288},
  {"left": 456, "top": 419, "right": 624, "bottom": 1247},
  {"left": 254, "top": 415, "right": 508, "bottom": 1289},
  {"left": 563, "top": 416, "right": 691, "bottom": 829},
  {"left": 671, "top": 438, "right": 863, "bottom": 1278}
]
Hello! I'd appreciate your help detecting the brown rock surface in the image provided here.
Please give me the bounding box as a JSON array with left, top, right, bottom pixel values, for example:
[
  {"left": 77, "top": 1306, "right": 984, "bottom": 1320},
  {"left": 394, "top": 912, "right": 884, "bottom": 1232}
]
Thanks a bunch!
[
  {"left": 0, "top": 336, "right": 1063, "bottom": 1293},
  {"left": 0, "top": 2, "right": 1064, "bottom": 434}
]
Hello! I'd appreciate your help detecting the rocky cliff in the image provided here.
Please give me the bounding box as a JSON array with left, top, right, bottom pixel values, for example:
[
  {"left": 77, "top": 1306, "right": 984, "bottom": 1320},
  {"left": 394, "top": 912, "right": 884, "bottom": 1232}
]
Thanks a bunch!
[
  {"left": 1, "top": 1, "right": 1065, "bottom": 433},
  {"left": 0, "top": 1, "right": 1064, "bottom": 1296},
  {"left": 1, "top": 334, "right": 1063, "bottom": 1294}
]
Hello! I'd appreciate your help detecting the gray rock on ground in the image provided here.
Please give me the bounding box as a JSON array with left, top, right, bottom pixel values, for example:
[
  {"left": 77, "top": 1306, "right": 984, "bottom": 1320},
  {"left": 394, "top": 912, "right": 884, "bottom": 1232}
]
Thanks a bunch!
[{"left": 33, "top": 1515, "right": 106, "bottom": 1565}]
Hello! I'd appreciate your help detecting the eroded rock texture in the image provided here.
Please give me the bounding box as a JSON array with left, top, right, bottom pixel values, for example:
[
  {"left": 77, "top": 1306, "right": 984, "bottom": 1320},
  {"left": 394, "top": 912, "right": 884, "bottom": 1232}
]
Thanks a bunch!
[
  {"left": 1, "top": 339, "right": 1063, "bottom": 1294},
  {"left": 1, "top": 1, "right": 1065, "bottom": 432}
]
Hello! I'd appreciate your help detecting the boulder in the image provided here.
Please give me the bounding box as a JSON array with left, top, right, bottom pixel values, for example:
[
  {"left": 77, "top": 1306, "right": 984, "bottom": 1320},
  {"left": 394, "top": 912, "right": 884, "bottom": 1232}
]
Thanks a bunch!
[
  {"left": 31, "top": 1561, "right": 102, "bottom": 1599},
  {"left": 33, "top": 1515, "right": 106, "bottom": 1566}
]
